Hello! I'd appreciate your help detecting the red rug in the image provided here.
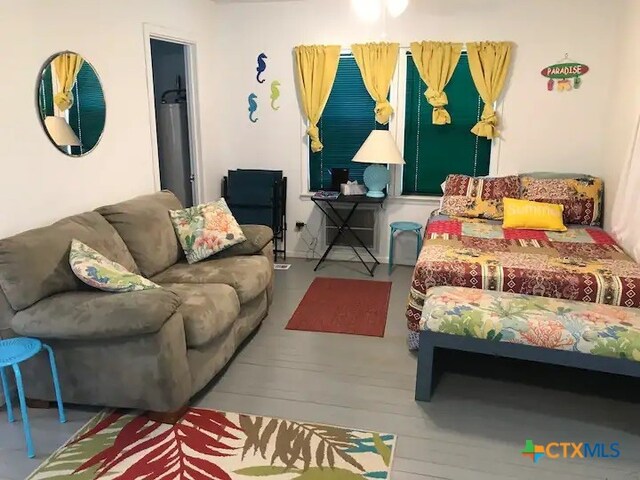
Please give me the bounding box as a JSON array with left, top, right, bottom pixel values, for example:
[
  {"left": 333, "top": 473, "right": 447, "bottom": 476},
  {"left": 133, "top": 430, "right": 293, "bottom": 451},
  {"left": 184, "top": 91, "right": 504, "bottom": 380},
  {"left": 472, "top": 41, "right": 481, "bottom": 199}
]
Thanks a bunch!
[{"left": 286, "top": 277, "right": 392, "bottom": 337}]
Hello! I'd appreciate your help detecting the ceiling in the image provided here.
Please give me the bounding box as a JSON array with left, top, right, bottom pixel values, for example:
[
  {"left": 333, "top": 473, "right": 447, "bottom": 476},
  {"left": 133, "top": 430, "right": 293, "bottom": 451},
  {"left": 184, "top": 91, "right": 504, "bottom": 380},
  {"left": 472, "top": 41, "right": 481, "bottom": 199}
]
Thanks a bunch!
[{"left": 212, "top": 0, "right": 302, "bottom": 3}]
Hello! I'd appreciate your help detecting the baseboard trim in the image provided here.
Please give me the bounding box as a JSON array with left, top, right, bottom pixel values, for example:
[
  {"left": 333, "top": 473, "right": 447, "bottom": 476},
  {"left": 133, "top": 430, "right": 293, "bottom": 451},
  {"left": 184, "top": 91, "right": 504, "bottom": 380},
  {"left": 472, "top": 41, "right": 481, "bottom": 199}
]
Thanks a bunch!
[{"left": 285, "top": 250, "right": 416, "bottom": 268}]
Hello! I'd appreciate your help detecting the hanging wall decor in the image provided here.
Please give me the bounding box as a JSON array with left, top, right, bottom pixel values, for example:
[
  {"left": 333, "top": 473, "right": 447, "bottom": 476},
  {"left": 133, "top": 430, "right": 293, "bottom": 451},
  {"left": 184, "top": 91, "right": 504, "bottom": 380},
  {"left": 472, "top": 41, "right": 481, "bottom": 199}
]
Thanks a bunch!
[
  {"left": 248, "top": 93, "right": 258, "bottom": 123},
  {"left": 270, "top": 80, "right": 281, "bottom": 110},
  {"left": 541, "top": 54, "right": 589, "bottom": 92},
  {"left": 256, "top": 53, "right": 268, "bottom": 83}
]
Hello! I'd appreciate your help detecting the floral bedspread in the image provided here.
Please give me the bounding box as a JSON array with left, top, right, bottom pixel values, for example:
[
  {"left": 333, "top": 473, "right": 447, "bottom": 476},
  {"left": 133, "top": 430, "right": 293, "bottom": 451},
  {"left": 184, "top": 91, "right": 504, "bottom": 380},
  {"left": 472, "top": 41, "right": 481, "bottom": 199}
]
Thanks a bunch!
[
  {"left": 420, "top": 286, "right": 640, "bottom": 362},
  {"left": 406, "top": 215, "right": 640, "bottom": 350}
]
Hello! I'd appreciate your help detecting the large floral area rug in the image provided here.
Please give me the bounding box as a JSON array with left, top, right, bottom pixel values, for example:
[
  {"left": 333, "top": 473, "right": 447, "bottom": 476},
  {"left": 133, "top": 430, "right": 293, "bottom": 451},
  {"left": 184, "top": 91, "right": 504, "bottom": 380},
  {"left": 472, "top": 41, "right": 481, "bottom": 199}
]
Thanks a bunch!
[{"left": 28, "top": 407, "right": 396, "bottom": 480}]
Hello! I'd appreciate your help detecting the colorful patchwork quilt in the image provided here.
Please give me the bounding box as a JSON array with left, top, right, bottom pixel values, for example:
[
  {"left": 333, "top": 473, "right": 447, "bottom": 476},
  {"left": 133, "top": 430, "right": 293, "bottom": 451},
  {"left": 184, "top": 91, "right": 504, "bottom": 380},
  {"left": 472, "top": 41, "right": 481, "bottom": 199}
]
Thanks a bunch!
[{"left": 406, "top": 215, "right": 640, "bottom": 350}]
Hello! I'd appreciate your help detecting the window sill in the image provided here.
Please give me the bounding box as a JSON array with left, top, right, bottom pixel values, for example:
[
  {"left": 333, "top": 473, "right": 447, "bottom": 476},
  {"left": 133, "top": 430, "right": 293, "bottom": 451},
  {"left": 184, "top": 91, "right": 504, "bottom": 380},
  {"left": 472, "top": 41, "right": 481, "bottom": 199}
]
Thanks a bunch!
[
  {"left": 387, "top": 195, "right": 441, "bottom": 205},
  {"left": 300, "top": 192, "right": 440, "bottom": 206}
]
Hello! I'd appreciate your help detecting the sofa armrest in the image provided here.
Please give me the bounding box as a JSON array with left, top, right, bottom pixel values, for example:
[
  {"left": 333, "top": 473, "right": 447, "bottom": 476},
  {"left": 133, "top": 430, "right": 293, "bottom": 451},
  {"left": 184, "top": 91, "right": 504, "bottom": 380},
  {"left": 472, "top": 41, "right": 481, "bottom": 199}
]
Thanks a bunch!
[
  {"left": 214, "top": 225, "right": 274, "bottom": 259},
  {"left": 11, "top": 289, "right": 181, "bottom": 341}
]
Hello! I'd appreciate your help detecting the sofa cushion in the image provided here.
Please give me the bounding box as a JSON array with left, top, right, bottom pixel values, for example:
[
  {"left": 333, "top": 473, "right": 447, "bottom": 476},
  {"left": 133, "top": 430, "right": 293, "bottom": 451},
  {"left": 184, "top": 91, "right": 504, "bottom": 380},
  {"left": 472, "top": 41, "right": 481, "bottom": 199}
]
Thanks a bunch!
[
  {"left": 70, "top": 239, "right": 160, "bottom": 292},
  {"left": 0, "top": 212, "right": 138, "bottom": 311},
  {"left": 420, "top": 286, "right": 640, "bottom": 362},
  {"left": 0, "top": 288, "right": 14, "bottom": 338},
  {"left": 164, "top": 283, "right": 240, "bottom": 347},
  {"left": 169, "top": 199, "right": 246, "bottom": 264},
  {"left": 11, "top": 289, "right": 180, "bottom": 340},
  {"left": 152, "top": 255, "right": 271, "bottom": 304},
  {"left": 97, "top": 191, "right": 184, "bottom": 278},
  {"left": 213, "top": 225, "right": 274, "bottom": 259}
]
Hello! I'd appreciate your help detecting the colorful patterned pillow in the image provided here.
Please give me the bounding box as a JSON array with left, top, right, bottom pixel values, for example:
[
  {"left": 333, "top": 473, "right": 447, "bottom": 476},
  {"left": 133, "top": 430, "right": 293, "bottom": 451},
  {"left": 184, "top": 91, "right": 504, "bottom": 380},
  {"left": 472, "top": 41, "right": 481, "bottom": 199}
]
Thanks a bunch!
[
  {"left": 170, "top": 198, "right": 246, "bottom": 264},
  {"left": 520, "top": 175, "right": 603, "bottom": 226},
  {"left": 69, "top": 239, "right": 160, "bottom": 292},
  {"left": 440, "top": 174, "right": 521, "bottom": 220}
]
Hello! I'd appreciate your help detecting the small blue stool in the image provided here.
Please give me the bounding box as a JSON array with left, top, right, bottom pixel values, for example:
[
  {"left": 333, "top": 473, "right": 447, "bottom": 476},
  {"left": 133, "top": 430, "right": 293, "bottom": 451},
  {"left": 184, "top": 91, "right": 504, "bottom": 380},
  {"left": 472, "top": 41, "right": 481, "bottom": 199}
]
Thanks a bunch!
[
  {"left": 388, "top": 221, "right": 423, "bottom": 275},
  {"left": 0, "top": 338, "right": 66, "bottom": 458}
]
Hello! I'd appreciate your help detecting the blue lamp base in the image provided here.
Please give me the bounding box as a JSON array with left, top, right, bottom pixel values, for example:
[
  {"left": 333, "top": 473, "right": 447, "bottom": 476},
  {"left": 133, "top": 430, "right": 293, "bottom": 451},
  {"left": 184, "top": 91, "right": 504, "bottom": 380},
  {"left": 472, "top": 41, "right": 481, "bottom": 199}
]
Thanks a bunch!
[{"left": 362, "top": 164, "right": 389, "bottom": 198}]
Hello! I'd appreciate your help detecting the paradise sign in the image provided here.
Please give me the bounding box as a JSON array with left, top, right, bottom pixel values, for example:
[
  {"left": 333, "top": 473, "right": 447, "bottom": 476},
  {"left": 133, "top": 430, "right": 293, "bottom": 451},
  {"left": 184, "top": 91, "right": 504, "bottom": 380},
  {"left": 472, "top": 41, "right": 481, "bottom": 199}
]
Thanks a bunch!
[{"left": 541, "top": 58, "right": 589, "bottom": 92}]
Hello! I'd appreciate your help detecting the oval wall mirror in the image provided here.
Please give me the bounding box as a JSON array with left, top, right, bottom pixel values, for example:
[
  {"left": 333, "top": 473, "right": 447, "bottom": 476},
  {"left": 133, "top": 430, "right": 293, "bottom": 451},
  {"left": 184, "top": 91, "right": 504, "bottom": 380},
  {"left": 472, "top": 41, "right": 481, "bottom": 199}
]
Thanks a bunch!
[{"left": 37, "top": 51, "right": 106, "bottom": 156}]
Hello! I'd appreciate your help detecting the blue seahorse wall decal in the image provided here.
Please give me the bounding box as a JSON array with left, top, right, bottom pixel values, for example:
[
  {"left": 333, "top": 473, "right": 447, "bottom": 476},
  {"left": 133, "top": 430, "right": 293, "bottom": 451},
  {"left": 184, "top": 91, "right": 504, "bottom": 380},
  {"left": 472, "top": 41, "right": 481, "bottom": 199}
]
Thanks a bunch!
[
  {"left": 256, "top": 53, "right": 267, "bottom": 83},
  {"left": 270, "top": 80, "right": 281, "bottom": 110},
  {"left": 248, "top": 93, "right": 258, "bottom": 123}
]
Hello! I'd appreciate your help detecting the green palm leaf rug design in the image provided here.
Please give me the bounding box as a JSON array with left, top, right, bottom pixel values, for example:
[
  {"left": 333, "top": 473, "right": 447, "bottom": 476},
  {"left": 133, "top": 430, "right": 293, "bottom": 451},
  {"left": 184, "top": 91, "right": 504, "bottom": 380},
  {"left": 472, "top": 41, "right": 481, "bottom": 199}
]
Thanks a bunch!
[{"left": 27, "top": 407, "right": 396, "bottom": 480}]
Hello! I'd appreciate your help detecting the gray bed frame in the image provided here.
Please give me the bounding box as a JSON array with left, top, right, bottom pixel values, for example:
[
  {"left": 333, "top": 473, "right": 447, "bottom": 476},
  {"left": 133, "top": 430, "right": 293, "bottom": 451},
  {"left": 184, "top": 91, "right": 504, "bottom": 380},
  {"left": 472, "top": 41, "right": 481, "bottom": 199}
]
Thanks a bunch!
[{"left": 415, "top": 330, "right": 640, "bottom": 402}]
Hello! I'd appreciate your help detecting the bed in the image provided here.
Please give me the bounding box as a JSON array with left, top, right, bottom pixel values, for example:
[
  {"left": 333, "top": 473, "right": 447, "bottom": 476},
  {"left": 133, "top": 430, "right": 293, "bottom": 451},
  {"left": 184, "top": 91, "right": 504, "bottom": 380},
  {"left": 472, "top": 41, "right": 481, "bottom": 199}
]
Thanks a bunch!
[{"left": 406, "top": 214, "right": 640, "bottom": 350}]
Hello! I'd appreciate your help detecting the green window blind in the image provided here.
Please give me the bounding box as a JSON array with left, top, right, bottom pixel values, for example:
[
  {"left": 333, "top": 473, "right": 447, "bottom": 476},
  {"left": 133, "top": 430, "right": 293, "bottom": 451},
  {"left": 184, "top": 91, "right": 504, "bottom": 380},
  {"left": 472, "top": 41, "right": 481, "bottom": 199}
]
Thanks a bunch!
[
  {"left": 402, "top": 52, "right": 491, "bottom": 195},
  {"left": 69, "top": 62, "right": 106, "bottom": 155},
  {"left": 309, "top": 55, "right": 388, "bottom": 191},
  {"left": 39, "top": 66, "right": 54, "bottom": 119}
]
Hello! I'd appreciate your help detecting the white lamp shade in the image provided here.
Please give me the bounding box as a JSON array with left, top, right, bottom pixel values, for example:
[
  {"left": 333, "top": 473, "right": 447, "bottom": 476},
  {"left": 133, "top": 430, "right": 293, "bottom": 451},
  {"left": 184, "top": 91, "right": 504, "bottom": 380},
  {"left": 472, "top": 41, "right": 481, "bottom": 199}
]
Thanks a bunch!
[
  {"left": 352, "top": 130, "right": 405, "bottom": 165},
  {"left": 44, "top": 116, "right": 81, "bottom": 147}
]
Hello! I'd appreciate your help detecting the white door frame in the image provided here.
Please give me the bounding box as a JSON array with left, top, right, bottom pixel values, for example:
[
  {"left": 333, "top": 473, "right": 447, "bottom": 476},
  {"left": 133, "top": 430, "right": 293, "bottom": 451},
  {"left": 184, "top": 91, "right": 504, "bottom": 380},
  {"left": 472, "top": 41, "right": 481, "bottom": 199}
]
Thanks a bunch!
[{"left": 142, "top": 23, "right": 204, "bottom": 204}]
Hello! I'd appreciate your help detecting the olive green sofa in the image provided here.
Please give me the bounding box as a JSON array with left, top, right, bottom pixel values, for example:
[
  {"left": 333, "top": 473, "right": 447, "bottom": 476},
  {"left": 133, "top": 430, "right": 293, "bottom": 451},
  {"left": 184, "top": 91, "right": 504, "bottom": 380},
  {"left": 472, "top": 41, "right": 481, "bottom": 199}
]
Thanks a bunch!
[{"left": 0, "top": 191, "right": 273, "bottom": 413}]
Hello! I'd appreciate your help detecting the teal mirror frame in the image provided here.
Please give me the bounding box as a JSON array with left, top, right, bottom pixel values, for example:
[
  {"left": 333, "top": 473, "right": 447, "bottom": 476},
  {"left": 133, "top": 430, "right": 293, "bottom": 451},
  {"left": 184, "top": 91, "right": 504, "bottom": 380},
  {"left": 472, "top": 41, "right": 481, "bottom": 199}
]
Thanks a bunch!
[{"left": 36, "top": 51, "right": 106, "bottom": 157}]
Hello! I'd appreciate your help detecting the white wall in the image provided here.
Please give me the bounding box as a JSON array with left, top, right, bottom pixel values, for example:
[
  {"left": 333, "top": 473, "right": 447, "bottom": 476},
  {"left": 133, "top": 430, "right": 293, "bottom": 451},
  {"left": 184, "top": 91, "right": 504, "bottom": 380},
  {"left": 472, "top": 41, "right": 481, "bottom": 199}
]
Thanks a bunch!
[
  {"left": 602, "top": 0, "right": 640, "bottom": 232},
  {"left": 0, "top": 0, "right": 629, "bottom": 265},
  {"left": 211, "top": 0, "right": 622, "bottom": 264},
  {"left": 0, "top": 0, "right": 222, "bottom": 238}
]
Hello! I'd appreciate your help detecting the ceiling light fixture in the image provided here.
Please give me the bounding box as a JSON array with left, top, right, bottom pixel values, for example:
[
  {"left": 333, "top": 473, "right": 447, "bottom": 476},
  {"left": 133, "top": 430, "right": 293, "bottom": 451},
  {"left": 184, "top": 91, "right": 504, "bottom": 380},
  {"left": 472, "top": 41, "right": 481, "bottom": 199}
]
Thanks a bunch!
[
  {"left": 386, "top": 0, "right": 409, "bottom": 17},
  {"left": 351, "top": 0, "right": 383, "bottom": 23},
  {"left": 351, "top": 0, "right": 409, "bottom": 22}
]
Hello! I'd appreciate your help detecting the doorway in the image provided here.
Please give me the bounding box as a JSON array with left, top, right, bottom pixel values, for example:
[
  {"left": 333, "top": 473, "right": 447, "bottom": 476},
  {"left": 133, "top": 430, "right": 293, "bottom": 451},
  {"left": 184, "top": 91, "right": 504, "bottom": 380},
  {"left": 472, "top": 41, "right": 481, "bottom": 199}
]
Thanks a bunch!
[{"left": 150, "top": 39, "right": 195, "bottom": 207}]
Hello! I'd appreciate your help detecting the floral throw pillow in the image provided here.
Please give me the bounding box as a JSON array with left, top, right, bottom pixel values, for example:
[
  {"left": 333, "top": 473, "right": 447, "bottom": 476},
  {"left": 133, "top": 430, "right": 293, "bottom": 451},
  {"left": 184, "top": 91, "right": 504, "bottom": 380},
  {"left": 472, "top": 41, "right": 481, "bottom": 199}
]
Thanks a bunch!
[
  {"left": 440, "top": 174, "right": 521, "bottom": 220},
  {"left": 520, "top": 175, "right": 603, "bottom": 226},
  {"left": 169, "top": 198, "right": 246, "bottom": 264},
  {"left": 69, "top": 239, "right": 160, "bottom": 292}
]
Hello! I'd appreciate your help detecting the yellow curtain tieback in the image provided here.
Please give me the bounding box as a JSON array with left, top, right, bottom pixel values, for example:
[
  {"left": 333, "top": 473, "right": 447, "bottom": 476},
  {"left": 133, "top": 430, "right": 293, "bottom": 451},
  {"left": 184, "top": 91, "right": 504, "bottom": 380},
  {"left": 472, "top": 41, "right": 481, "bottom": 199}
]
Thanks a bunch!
[
  {"left": 307, "top": 125, "right": 323, "bottom": 152},
  {"left": 374, "top": 101, "right": 394, "bottom": 125},
  {"left": 425, "top": 89, "right": 451, "bottom": 125},
  {"left": 425, "top": 88, "right": 448, "bottom": 107},
  {"left": 432, "top": 107, "right": 451, "bottom": 125},
  {"left": 471, "top": 107, "right": 499, "bottom": 139},
  {"left": 54, "top": 91, "right": 74, "bottom": 111}
]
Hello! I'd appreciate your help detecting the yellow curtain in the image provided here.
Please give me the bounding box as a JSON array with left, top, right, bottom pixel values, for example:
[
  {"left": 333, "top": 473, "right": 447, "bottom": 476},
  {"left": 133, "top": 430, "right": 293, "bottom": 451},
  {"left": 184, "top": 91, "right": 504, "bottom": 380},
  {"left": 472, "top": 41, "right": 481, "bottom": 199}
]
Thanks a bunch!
[
  {"left": 52, "top": 53, "right": 84, "bottom": 112},
  {"left": 409, "top": 41, "right": 462, "bottom": 125},
  {"left": 351, "top": 42, "right": 399, "bottom": 125},
  {"left": 294, "top": 45, "right": 341, "bottom": 152},
  {"left": 466, "top": 41, "right": 512, "bottom": 139}
]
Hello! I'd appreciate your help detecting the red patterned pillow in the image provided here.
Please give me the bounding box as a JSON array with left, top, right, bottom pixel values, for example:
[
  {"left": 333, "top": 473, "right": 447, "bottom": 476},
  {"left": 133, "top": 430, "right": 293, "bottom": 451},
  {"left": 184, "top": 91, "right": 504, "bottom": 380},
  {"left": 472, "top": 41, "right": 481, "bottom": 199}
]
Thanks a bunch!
[
  {"left": 440, "top": 174, "right": 521, "bottom": 220},
  {"left": 520, "top": 176, "right": 603, "bottom": 226}
]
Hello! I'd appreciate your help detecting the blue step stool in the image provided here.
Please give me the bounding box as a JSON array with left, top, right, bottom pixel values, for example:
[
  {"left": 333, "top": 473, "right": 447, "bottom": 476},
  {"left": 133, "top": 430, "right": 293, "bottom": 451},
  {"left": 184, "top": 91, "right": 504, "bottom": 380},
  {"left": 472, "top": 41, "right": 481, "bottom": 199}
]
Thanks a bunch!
[
  {"left": 388, "top": 221, "right": 423, "bottom": 275},
  {"left": 0, "top": 338, "right": 66, "bottom": 458}
]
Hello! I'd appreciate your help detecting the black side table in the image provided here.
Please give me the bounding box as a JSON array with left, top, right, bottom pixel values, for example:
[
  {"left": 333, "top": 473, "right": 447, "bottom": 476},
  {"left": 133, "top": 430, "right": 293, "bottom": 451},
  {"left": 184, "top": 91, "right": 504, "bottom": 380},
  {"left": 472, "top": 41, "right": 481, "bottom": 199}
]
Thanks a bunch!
[{"left": 311, "top": 194, "right": 385, "bottom": 276}]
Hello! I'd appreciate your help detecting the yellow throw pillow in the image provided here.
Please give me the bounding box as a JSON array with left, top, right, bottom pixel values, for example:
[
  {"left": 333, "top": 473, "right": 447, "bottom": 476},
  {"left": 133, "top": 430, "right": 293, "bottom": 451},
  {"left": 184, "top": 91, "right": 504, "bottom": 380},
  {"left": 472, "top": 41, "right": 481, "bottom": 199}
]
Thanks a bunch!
[{"left": 502, "top": 198, "right": 567, "bottom": 232}]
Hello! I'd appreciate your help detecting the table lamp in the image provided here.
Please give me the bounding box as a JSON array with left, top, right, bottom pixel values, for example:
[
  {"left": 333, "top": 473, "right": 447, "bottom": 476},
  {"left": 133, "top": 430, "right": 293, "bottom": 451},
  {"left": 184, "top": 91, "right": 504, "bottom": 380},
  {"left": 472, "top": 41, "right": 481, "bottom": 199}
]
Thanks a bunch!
[
  {"left": 352, "top": 130, "right": 405, "bottom": 198},
  {"left": 44, "top": 116, "right": 81, "bottom": 147}
]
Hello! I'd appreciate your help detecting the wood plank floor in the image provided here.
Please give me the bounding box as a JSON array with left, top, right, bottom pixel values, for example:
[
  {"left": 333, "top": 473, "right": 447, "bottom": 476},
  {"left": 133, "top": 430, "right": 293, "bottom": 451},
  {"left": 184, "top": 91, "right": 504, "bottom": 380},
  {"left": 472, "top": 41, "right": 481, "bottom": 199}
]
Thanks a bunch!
[{"left": 1, "top": 258, "right": 640, "bottom": 479}]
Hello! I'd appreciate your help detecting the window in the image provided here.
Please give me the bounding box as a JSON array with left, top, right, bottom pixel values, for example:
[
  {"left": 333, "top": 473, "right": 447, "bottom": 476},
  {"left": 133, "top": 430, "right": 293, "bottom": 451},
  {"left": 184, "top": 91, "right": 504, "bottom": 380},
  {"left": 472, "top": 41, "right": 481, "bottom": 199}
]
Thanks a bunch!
[
  {"left": 68, "top": 63, "right": 106, "bottom": 155},
  {"left": 305, "top": 51, "right": 493, "bottom": 196},
  {"left": 39, "top": 67, "right": 54, "bottom": 118},
  {"left": 402, "top": 52, "right": 491, "bottom": 195},
  {"left": 38, "top": 63, "right": 106, "bottom": 155},
  {"left": 308, "top": 55, "right": 388, "bottom": 191}
]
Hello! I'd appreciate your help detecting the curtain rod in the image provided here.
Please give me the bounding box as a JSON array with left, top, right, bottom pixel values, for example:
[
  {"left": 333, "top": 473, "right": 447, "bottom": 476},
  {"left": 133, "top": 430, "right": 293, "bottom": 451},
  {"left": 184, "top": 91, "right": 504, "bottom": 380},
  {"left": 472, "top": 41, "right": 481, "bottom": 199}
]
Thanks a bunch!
[{"left": 339, "top": 45, "right": 469, "bottom": 53}]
